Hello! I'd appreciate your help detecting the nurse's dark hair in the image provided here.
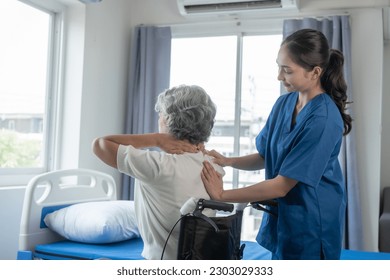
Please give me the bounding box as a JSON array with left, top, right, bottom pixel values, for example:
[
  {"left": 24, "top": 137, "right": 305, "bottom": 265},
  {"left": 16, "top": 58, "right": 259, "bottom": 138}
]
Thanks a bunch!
[
  {"left": 155, "top": 84, "right": 216, "bottom": 144},
  {"left": 282, "top": 28, "right": 352, "bottom": 135}
]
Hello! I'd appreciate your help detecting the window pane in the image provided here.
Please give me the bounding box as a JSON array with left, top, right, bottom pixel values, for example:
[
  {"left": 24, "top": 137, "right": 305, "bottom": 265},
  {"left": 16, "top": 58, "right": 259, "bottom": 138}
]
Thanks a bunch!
[
  {"left": 238, "top": 35, "right": 282, "bottom": 189},
  {"left": 0, "top": 0, "right": 51, "bottom": 168},
  {"left": 239, "top": 34, "right": 282, "bottom": 241},
  {"left": 170, "top": 36, "right": 237, "bottom": 187}
]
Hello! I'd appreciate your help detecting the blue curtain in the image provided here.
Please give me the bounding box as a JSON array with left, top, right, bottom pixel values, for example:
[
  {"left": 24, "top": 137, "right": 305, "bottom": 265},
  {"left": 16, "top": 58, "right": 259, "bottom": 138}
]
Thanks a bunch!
[
  {"left": 121, "top": 26, "right": 172, "bottom": 200},
  {"left": 283, "top": 16, "right": 364, "bottom": 250}
]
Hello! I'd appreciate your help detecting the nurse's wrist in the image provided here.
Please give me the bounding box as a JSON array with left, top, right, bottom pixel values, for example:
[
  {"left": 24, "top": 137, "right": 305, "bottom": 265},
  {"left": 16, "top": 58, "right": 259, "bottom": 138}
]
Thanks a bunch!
[
  {"left": 208, "top": 189, "right": 225, "bottom": 201},
  {"left": 219, "top": 190, "right": 229, "bottom": 201},
  {"left": 226, "top": 157, "right": 235, "bottom": 168}
]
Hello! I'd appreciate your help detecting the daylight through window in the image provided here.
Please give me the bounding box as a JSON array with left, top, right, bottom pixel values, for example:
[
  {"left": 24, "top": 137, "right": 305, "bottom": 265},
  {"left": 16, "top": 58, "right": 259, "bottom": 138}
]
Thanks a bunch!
[{"left": 0, "top": 1, "right": 52, "bottom": 170}]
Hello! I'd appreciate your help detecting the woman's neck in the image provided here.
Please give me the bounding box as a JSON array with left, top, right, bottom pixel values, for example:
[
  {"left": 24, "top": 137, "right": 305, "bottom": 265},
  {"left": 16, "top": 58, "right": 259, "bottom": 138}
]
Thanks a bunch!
[{"left": 297, "top": 85, "right": 324, "bottom": 109}]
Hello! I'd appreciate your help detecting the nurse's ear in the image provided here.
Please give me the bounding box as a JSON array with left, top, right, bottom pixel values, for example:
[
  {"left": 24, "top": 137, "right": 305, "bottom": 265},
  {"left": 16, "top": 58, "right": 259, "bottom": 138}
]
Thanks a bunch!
[{"left": 311, "top": 66, "right": 323, "bottom": 80}]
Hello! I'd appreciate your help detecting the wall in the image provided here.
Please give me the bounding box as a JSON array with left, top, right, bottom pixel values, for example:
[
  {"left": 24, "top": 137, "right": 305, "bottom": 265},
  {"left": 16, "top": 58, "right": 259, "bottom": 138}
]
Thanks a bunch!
[
  {"left": 77, "top": 0, "right": 132, "bottom": 179},
  {"left": 0, "top": 187, "right": 25, "bottom": 259},
  {"left": 382, "top": 41, "right": 390, "bottom": 193},
  {"left": 59, "top": 0, "right": 133, "bottom": 187}
]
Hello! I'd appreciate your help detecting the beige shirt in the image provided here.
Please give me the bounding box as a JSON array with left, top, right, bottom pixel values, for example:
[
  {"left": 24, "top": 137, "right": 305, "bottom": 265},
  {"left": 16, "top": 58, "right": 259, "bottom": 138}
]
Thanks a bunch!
[{"left": 117, "top": 144, "right": 225, "bottom": 260}]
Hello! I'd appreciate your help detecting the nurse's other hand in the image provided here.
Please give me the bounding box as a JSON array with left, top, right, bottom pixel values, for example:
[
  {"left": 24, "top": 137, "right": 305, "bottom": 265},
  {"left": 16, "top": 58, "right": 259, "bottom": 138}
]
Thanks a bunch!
[
  {"left": 205, "top": 149, "right": 229, "bottom": 167},
  {"left": 158, "top": 133, "right": 197, "bottom": 154},
  {"left": 201, "top": 161, "right": 224, "bottom": 200}
]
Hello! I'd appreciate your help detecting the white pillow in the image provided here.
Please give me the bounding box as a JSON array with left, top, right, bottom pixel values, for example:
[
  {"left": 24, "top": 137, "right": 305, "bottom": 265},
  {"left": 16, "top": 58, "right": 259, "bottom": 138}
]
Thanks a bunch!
[{"left": 44, "top": 200, "right": 140, "bottom": 244}]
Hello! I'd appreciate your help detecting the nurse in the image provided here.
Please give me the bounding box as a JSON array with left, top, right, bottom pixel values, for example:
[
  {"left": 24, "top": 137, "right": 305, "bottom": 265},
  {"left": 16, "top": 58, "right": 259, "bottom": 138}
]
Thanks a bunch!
[{"left": 200, "top": 29, "right": 352, "bottom": 260}]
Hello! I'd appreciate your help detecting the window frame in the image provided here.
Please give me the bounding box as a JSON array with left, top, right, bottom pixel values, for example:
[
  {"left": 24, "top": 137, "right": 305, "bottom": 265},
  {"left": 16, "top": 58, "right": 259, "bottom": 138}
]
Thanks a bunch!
[{"left": 0, "top": 0, "right": 65, "bottom": 186}]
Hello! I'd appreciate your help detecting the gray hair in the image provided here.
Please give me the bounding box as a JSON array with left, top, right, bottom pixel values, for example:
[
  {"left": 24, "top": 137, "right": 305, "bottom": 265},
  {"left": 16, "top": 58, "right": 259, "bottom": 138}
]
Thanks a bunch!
[{"left": 155, "top": 85, "right": 216, "bottom": 144}]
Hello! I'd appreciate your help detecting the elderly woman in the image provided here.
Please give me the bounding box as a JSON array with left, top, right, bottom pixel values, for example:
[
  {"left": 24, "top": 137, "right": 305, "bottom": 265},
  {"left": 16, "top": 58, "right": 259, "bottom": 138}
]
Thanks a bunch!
[{"left": 92, "top": 85, "right": 224, "bottom": 260}]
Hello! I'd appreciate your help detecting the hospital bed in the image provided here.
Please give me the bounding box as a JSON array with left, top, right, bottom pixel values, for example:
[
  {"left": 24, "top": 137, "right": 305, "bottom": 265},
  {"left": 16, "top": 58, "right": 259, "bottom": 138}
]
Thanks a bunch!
[
  {"left": 17, "top": 168, "right": 144, "bottom": 260},
  {"left": 17, "top": 168, "right": 390, "bottom": 260}
]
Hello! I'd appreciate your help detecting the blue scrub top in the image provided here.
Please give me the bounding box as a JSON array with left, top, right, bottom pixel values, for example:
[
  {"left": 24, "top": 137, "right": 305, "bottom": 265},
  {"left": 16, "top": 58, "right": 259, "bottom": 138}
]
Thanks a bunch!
[{"left": 255, "top": 92, "right": 346, "bottom": 260}]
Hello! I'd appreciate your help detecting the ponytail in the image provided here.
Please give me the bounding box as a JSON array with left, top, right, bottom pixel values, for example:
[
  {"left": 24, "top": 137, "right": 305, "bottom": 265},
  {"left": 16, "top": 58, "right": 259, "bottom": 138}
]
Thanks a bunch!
[{"left": 321, "top": 49, "right": 352, "bottom": 135}]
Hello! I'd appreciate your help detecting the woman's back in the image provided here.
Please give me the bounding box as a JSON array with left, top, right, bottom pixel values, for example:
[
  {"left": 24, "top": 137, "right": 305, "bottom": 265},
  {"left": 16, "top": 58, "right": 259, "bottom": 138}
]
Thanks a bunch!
[{"left": 118, "top": 147, "right": 224, "bottom": 259}]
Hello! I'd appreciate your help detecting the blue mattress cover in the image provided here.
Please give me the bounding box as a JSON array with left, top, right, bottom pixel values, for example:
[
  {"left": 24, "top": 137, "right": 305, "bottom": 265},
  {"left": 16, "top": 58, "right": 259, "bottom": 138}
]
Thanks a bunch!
[
  {"left": 33, "top": 239, "right": 268, "bottom": 260},
  {"left": 34, "top": 238, "right": 145, "bottom": 260},
  {"left": 34, "top": 238, "right": 390, "bottom": 260}
]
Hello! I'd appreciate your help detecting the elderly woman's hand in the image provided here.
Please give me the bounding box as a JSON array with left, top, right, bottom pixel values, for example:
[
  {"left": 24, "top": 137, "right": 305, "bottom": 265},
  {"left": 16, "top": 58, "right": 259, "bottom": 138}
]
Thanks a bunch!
[
  {"left": 201, "top": 161, "right": 224, "bottom": 200},
  {"left": 157, "top": 133, "right": 198, "bottom": 154}
]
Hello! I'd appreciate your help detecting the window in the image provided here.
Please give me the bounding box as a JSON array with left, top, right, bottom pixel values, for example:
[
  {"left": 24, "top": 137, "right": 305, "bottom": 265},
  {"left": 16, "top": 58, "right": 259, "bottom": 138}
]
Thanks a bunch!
[
  {"left": 0, "top": 0, "right": 63, "bottom": 185},
  {"left": 170, "top": 33, "right": 282, "bottom": 240}
]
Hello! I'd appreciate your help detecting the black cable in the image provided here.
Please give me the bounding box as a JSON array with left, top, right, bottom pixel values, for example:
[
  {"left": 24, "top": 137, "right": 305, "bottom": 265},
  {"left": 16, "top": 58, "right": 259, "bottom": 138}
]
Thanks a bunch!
[
  {"left": 160, "top": 213, "right": 190, "bottom": 260},
  {"left": 250, "top": 200, "right": 278, "bottom": 217}
]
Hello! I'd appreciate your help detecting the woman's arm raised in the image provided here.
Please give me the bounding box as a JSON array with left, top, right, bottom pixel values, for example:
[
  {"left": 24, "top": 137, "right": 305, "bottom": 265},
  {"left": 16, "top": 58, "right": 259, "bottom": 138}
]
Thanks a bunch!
[{"left": 92, "top": 133, "right": 198, "bottom": 168}]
